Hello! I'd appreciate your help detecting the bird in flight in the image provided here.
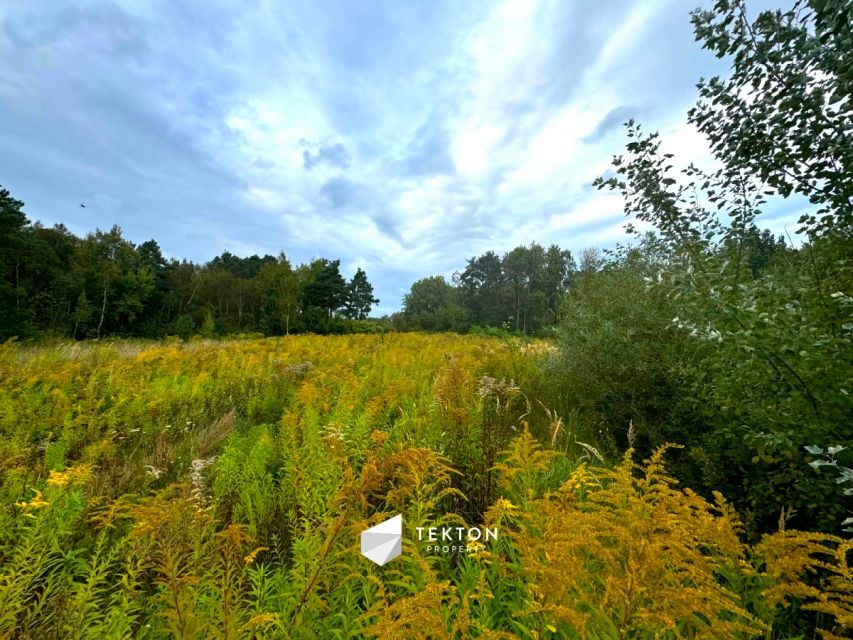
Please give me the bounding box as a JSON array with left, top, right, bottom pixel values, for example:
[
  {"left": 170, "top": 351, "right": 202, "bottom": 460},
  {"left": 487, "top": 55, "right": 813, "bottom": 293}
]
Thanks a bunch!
[{"left": 80, "top": 203, "right": 86, "bottom": 208}]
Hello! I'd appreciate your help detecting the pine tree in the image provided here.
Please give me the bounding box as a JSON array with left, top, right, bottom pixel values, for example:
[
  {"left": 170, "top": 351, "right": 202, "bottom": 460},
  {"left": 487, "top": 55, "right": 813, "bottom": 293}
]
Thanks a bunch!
[{"left": 344, "top": 268, "right": 378, "bottom": 320}]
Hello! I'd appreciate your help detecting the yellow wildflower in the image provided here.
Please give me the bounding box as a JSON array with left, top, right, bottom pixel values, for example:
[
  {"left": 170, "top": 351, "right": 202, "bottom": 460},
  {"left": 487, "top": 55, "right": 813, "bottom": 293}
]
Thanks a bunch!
[
  {"left": 15, "top": 489, "right": 49, "bottom": 510},
  {"left": 244, "top": 546, "right": 269, "bottom": 565},
  {"left": 245, "top": 613, "right": 279, "bottom": 627},
  {"left": 562, "top": 463, "right": 596, "bottom": 494},
  {"left": 47, "top": 464, "right": 93, "bottom": 488},
  {"left": 494, "top": 497, "right": 517, "bottom": 512},
  {"left": 466, "top": 539, "right": 490, "bottom": 560},
  {"left": 46, "top": 471, "right": 69, "bottom": 488}
]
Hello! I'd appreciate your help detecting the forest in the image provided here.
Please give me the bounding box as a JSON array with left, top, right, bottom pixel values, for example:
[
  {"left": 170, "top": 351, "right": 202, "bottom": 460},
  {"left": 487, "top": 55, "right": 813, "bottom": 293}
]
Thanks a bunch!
[
  {"left": 0, "top": 207, "right": 382, "bottom": 339},
  {"left": 0, "top": 0, "right": 851, "bottom": 638},
  {"left": 0, "top": 190, "right": 578, "bottom": 339}
]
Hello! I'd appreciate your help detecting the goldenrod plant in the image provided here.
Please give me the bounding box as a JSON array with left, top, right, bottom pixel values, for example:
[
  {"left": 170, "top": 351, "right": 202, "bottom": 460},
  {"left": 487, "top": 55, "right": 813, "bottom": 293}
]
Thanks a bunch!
[{"left": 0, "top": 334, "right": 849, "bottom": 638}]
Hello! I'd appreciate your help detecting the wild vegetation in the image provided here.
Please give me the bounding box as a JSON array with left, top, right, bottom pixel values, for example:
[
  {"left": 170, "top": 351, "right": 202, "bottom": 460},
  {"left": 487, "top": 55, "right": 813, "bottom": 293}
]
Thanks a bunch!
[
  {"left": 397, "top": 0, "right": 853, "bottom": 546},
  {"left": 0, "top": 0, "right": 851, "bottom": 637},
  {"left": 0, "top": 334, "right": 850, "bottom": 639}
]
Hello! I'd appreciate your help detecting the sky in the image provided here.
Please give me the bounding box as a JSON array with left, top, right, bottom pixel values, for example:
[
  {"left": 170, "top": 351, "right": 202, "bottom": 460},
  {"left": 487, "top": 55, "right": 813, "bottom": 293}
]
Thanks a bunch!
[{"left": 0, "top": 0, "right": 802, "bottom": 315}]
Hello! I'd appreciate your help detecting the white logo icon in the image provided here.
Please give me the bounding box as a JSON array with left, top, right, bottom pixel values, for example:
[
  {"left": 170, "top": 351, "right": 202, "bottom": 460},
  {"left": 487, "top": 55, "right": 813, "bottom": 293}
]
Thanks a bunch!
[{"left": 360, "top": 514, "right": 402, "bottom": 566}]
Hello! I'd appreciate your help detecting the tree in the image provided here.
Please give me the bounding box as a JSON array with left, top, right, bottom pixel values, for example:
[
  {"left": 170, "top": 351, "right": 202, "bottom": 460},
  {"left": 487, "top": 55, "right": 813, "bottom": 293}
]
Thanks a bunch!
[
  {"left": 402, "top": 275, "right": 468, "bottom": 332},
  {"left": 344, "top": 267, "right": 378, "bottom": 320},
  {"left": 208, "top": 251, "right": 276, "bottom": 279},
  {"left": 173, "top": 313, "right": 194, "bottom": 340},
  {"left": 199, "top": 309, "right": 216, "bottom": 338},
  {"left": 459, "top": 251, "right": 506, "bottom": 327},
  {"left": 196, "top": 267, "right": 243, "bottom": 332},
  {"left": 1, "top": 182, "right": 397, "bottom": 338},
  {"left": 71, "top": 227, "right": 154, "bottom": 338},
  {"left": 71, "top": 291, "right": 93, "bottom": 339},
  {"left": 30, "top": 224, "right": 81, "bottom": 334},
  {"left": 302, "top": 259, "right": 348, "bottom": 321},
  {"left": 257, "top": 255, "right": 301, "bottom": 334},
  {"left": 138, "top": 239, "right": 167, "bottom": 276},
  {"left": 503, "top": 246, "right": 530, "bottom": 333},
  {"left": 135, "top": 239, "right": 170, "bottom": 336},
  {"left": 739, "top": 226, "right": 787, "bottom": 276},
  {"left": 0, "top": 187, "right": 29, "bottom": 338},
  {"left": 543, "top": 244, "right": 575, "bottom": 324},
  {"left": 690, "top": 0, "right": 852, "bottom": 236},
  {"left": 502, "top": 244, "right": 551, "bottom": 334},
  {"left": 592, "top": 0, "right": 852, "bottom": 535},
  {"left": 161, "top": 260, "right": 199, "bottom": 331}
]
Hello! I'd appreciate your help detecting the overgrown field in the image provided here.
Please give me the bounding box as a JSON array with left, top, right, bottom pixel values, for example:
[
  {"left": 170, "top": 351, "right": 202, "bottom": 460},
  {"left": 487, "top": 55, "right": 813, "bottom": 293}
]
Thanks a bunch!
[{"left": 0, "top": 334, "right": 849, "bottom": 639}]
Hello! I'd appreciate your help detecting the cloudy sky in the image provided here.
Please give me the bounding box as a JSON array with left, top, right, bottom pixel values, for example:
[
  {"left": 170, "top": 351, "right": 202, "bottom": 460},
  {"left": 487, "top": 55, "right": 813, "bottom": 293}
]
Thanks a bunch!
[{"left": 0, "top": 0, "right": 800, "bottom": 314}]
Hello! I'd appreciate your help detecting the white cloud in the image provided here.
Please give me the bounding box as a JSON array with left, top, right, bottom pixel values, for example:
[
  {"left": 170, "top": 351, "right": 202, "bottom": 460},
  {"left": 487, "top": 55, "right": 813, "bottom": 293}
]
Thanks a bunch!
[{"left": 0, "top": 0, "right": 803, "bottom": 314}]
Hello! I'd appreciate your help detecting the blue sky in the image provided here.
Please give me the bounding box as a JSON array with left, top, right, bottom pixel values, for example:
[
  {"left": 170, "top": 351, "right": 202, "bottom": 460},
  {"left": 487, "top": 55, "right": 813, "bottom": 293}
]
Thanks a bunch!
[{"left": 0, "top": 0, "right": 800, "bottom": 314}]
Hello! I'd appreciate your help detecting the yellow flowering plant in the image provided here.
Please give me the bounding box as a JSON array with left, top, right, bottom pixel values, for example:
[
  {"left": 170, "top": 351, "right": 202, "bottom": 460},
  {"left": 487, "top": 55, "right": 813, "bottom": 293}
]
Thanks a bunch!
[{"left": 0, "top": 335, "right": 847, "bottom": 638}]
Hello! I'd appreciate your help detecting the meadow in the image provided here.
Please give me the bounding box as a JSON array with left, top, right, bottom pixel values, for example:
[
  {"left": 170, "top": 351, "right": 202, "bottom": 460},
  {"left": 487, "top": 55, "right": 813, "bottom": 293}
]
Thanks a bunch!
[{"left": 0, "top": 334, "right": 849, "bottom": 639}]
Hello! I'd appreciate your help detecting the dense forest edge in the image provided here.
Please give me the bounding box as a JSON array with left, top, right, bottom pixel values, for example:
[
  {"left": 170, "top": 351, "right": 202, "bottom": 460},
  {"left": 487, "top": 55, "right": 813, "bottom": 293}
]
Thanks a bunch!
[
  {"left": 0, "top": 184, "right": 578, "bottom": 340},
  {"left": 0, "top": 0, "right": 851, "bottom": 638}
]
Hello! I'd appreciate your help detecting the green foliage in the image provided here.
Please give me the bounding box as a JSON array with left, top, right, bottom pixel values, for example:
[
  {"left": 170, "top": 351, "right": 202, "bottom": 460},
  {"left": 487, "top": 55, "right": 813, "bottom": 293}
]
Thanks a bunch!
[
  {"left": 0, "top": 188, "right": 34, "bottom": 339},
  {"left": 71, "top": 226, "right": 156, "bottom": 338},
  {"left": 401, "top": 275, "right": 469, "bottom": 332},
  {"left": 199, "top": 310, "right": 216, "bottom": 338},
  {"left": 256, "top": 255, "right": 301, "bottom": 335},
  {"left": 2, "top": 186, "right": 574, "bottom": 341},
  {"left": 0, "top": 195, "right": 382, "bottom": 339},
  {"left": 804, "top": 444, "right": 853, "bottom": 533},
  {"left": 552, "top": 246, "right": 706, "bottom": 461},
  {"left": 344, "top": 267, "right": 379, "bottom": 320},
  {"left": 399, "top": 243, "right": 575, "bottom": 335},
  {"left": 173, "top": 313, "right": 195, "bottom": 340},
  {"left": 584, "top": 0, "right": 853, "bottom": 537},
  {"left": 690, "top": 0, "right": 852, "bottom": 235},
  {"left": 0, "top": 335, "right": 848, "bottom": 638},
  {"left": 0, "top": 2, "right": 850, "bottom": 636},
  {"left": 302, "top": 259, "right": 349, "bottom": 322},
  {"left": 457, "top": 244, "right": 574, "bottom": 334}
]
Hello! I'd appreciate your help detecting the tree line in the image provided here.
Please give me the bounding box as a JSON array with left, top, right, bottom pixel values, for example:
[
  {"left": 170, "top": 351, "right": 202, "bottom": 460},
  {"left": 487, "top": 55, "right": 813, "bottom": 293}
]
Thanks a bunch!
[
  {"left": 0, "top": 186, "right": 588, "bottom": 340},
  {"left": 394, "top": 243, "right": 577, "bottom": 335},
  {"left": 0, "top": 193, "right": 379, "bottom": 340}
]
